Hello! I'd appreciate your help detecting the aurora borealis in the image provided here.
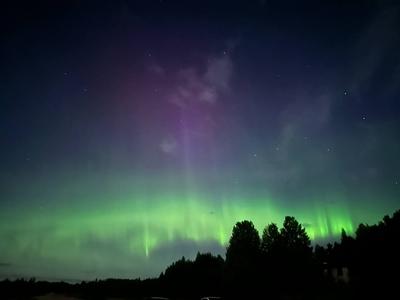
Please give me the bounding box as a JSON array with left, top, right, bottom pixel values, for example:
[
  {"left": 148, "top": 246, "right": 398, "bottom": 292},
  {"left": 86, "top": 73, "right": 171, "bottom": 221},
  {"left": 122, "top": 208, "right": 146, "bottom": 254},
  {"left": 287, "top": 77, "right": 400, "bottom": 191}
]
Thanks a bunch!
[{"left": 1, "top": 1, "right": 400, "bottom": 281}]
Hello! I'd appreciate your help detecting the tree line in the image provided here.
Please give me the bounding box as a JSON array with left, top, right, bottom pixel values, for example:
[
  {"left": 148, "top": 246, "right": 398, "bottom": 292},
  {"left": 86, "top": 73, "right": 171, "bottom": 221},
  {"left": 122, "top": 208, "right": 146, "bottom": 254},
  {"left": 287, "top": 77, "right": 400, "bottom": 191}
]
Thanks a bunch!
[{"left": 1, "top": 209, "right": 399, "bottom": 299}]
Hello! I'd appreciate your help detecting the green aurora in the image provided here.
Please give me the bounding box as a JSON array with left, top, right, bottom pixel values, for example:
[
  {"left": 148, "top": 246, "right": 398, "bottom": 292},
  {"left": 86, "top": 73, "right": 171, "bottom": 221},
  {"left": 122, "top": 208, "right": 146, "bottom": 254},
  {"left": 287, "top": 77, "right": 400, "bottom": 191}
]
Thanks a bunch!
[
  {"left": 0, "top": 174, "right": 397, "bottom": 280},
  {"left": 1, "top": 0, "right": 400, "bottom": 282}
]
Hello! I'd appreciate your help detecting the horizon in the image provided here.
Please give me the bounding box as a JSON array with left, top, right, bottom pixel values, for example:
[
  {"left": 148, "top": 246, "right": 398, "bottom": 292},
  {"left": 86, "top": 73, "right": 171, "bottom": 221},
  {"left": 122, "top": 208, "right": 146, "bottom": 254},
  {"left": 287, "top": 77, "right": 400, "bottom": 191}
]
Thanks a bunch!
[
  {"left": 1, "top": 0, "right": 399, "bottom": 281},
  {"left": 0, "top": 208, "right": 394, "bottom": 282}
]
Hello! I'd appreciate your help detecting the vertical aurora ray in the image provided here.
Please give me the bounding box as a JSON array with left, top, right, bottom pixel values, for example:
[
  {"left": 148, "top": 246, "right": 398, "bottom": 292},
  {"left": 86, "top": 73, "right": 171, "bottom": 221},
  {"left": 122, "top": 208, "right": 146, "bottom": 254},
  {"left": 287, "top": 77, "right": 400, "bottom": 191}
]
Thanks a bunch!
[
  {"left": 1, "top": 0, "right": 399, "bottom": 282},
  {"left": 0, "top": 177, "right": 397, "bottom": 280}
]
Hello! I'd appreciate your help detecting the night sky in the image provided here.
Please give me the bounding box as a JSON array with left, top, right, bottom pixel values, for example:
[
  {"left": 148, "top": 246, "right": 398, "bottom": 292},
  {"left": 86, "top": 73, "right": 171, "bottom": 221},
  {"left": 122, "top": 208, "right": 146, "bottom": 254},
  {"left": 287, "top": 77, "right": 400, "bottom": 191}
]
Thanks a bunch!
[{"left": 1, "top": 0, "right": 399, "bottom": 281}]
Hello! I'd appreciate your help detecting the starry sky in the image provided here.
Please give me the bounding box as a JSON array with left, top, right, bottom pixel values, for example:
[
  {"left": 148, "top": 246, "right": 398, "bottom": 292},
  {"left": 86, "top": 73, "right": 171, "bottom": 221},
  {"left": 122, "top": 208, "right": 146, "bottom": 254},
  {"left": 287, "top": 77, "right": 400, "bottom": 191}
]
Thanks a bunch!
[{"left": 1, "top": 0, "right": 400, "bottom": 281}]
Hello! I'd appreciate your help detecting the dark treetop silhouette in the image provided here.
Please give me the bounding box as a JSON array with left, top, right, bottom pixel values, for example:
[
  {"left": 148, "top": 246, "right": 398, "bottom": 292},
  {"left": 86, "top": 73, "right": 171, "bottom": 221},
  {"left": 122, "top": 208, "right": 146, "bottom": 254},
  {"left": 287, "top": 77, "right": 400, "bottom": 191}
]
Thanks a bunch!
[{"left": 2, "top": 209, "right": 400, "bottom": 300}]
